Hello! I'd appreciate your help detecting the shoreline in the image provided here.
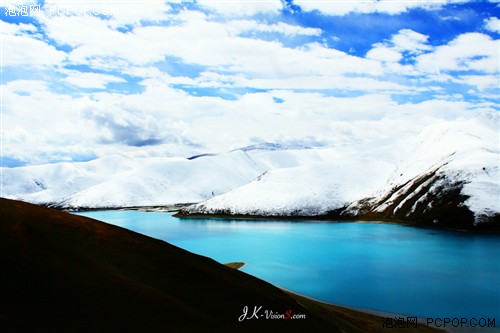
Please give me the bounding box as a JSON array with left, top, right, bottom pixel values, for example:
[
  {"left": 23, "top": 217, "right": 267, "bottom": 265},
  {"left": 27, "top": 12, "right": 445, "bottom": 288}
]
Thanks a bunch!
[
  {"left": 281, "top": 288, "right": 447, "bottom": 333},
  {"left": 175, "top": 210, "right": 500, "bottom": 234},
  {"left": 227, "top": 263, "right": 446, "bottom": 332},
  {"left": 57, "top": 202, "right": 499, "bottom": 233}
]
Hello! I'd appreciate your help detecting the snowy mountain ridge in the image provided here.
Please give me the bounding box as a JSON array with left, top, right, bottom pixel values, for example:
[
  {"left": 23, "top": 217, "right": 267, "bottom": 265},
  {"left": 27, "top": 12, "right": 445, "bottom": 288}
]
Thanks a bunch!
[
  {"left": 182, "top": 114, "right": 499, "bottom": 227},
  {"left": 1, "top": 113, "right": 498, "bottom": 228}
]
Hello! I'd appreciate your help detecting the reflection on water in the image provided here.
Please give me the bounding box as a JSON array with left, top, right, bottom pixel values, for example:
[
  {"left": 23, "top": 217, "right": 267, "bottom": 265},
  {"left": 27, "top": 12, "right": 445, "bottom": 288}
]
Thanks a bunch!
[{"left": 76, "top": 210, "right": 500, "bottom": 318}]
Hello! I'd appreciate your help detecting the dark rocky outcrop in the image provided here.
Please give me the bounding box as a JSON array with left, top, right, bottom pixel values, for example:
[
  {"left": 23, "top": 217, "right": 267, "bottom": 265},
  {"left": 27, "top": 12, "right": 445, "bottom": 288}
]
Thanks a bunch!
[
  {"left": 324, "top": 168, "right": 499, "bottom": 231},
  {"left": 178, "top": 168, "right": 499, "bottom": 231}
]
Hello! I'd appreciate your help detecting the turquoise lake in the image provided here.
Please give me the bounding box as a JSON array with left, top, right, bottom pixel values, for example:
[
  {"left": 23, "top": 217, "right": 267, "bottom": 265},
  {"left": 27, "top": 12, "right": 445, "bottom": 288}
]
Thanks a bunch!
[{"left": 76, "top": 210, "right": 500, "bottom": 319}]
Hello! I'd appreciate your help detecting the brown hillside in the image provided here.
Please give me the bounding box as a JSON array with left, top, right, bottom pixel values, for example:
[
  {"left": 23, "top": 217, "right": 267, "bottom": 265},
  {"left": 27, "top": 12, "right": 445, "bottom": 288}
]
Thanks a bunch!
[
  {"left": 0, "top": 198, "right": 337, "bottom": 333},
  {"left": 0, "top": 198, "right": 446, "bottom": 333}
]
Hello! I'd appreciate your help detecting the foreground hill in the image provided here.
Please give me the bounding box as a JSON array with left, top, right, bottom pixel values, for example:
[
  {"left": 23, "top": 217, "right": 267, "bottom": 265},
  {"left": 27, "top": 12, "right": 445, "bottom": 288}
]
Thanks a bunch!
[
  {"left": 0, "top": 198, "right": 332, "bottom": 332},
  {"left": 1, "top": 112, "right": 498, "bottom": 228},
  {"left": 1, "top": 198, "right": 445, "bottom": 332}
]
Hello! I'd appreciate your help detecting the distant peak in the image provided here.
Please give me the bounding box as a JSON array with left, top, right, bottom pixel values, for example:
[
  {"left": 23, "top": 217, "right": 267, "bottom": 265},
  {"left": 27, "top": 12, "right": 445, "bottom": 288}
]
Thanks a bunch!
[
  {"left": 234, "top": 142, "right": 310, "bottom": 152},
  {"left": 186, "top": 153, "right": 217, "bottom": 160}
]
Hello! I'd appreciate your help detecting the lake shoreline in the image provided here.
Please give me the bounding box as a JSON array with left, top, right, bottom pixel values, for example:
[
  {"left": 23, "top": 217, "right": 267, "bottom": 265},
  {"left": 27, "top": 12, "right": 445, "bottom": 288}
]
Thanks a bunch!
[
  {"left": 225, "top": 262, "right": 446, "bottom": 332},
  {"left": 282, "top": 289, "right": 447, "bottom": 333},
  {"left": 175, "top": 210, "right": 500, "bottom": 233},
  {"left": 61, "top": 204, "right": 500, "bottom": 233},
  {"left": 74, "top": 208, "right": 500, "bottom": 325}
]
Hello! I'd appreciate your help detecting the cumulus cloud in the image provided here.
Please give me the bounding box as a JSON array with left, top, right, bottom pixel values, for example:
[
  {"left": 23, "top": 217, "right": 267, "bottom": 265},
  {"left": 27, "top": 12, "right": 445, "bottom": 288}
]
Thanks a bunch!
[
  {"left": 1, "top": 73, "right": 496, "bottom": 165},
  {"left": 197, "top": 0, "right": 282, "bottom": 16},
  {"left": 228, "top": 20, "right": 322, "bottom": 36},
  {"left": 295, "top": 0, "right": 448, "bottom": 16},
  {"left": 366, "top": 29, "right": 431, "bottom": 75},
  {"left": 366, "top": 45, "right": 402, "bottom": 62},
  {"left": 416, "top": 33, "right": 499, "bottom": 74},
  {"left": 457, "top": 75, "right": 500, "bottom": 91},
  {"left": 3, "top": 80, "right": 50, "bottom": 94},
  {"left": 40, "top": 15, "right": 162, "bottom": 66},
  {"left": 83, "top": 105, "right": 165, "bottom": 147},
  {"left": 42, "top": 0, "right": 172, "bottom": 26},
  {"left": 62, "top": 71, "right": 126, "bottom": 89},
  {"left": 484, "top": 17, "right": 500, "bottom": 33},
  {"left": 1, "top": 1, "right": 498, "bottom": 165},
  {"left": 1, "top": 33, "right": 66, "bottom": 67},
  {"left": 1, "top": 82, "right": 95, "bottom": 164},
  {"left": 39, "top": 10, "right": 380, "bottom": 82},
  {"left": 390, "top": 29, "right": 431, "bottom": 54},
  {"left": 0, "top": 20, "right": 37, "bottom": 35},
  {"left": 1, "top": 0, "right": 36, "bottom": 6}
]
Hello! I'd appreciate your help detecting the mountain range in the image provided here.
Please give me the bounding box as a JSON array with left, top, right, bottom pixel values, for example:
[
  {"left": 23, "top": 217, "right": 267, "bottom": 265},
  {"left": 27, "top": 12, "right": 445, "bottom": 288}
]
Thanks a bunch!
[{"left": 2, "top": 112, "right": 498, "bottom": 229}]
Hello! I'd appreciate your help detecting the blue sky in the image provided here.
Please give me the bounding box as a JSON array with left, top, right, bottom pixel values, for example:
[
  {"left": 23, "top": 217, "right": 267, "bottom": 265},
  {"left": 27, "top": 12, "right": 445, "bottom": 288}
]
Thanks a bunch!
[{"left": 1, "top": 0, "right": 499, "bottom": 166}]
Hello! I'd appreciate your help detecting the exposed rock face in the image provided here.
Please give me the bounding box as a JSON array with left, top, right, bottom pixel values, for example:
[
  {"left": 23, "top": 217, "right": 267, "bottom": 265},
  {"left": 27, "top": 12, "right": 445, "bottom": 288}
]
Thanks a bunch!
[
  {"left": 179, "top": 166, "right": 498, "bottom": 231},
  {"left": 362, "top": 172, "right": 473, "bottom": 226},
  {"left": 317, "top": 167, "right": 497, "bottom": 230}
]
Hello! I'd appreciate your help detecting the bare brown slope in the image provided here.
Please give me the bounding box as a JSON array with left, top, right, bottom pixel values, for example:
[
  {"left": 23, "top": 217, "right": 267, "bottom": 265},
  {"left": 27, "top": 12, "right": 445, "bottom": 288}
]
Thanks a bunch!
[{"left": 0, "top": 198, "right": 339, "bottom": 333}]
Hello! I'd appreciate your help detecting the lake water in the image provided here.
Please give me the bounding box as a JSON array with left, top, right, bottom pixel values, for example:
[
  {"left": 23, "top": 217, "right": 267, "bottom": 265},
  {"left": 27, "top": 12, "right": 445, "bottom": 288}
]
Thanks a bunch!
[{"left": 76, "top": 210, "right": 500, "bottom": 319}]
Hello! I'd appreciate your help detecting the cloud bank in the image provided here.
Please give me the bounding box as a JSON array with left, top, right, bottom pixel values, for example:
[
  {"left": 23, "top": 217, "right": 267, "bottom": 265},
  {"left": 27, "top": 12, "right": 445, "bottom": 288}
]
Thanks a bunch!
[{"left": 1, "top": 0, "right": 498, "bottom": 166}]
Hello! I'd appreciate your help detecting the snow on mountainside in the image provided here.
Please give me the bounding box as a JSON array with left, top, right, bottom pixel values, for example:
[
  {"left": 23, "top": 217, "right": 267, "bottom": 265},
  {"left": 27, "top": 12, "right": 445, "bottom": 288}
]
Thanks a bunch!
[
  {"left": 1, "top": 113, "right": 498, "bottom": 227},
  {"left": 362, "top": 113, "right": 499, "bottom": 225},
  {"left": 1, "top": 155, "right": 140, "bottom": 205},
  {"left": 1, "top": 147, "right": 334, "bottom": 209},
  {"left": 1, "top": 150, "right": 267, "bottom": 208},
  {"left": 183, "top": 113, "right": 499, "bottom": 227}
]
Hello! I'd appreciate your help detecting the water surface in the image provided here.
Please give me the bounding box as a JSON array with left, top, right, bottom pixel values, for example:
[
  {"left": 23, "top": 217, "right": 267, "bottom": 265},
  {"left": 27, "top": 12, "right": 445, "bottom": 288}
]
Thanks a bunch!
[{"left": 76, "top": 210, "right": 500, "bottom": 318}]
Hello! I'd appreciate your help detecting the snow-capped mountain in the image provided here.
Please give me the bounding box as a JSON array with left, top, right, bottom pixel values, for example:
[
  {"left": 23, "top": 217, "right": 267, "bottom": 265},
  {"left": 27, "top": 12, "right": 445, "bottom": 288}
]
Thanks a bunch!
[
  {"left": 1, "top": 151, "right": 264, "bottom": 208},
  {"left": 182, "top": 113, "right": 499, "bottom": 227},
  {"left": 1, "top": 113, "right": 498, "bottom": 227}
]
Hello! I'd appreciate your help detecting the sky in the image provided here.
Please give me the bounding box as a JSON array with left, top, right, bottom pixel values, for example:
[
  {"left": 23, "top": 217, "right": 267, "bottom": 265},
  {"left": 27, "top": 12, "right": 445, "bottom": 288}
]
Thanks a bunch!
[{"left": 0, "top": 0, "right": 499, "bottom": 166}]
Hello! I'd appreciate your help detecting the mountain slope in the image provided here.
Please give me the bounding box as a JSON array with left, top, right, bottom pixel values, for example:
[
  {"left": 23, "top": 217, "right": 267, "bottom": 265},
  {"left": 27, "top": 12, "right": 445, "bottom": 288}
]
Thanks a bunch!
[
  {"left": 1, "top": 151, "right": 267, "bottom": 208},
  {"left": 182, "top": 114, "right": 499, "bottom": 228},
  {"left": 0, "top": 147, "right": 330, "bottom": 209}
]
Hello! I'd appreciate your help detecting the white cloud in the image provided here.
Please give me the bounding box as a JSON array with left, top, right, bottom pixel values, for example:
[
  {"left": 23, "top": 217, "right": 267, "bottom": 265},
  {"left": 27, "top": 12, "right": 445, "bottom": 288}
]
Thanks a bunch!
[
  {"left": 484, "top": 17, "right": 500, "bottom": 33},
  {"left": 0, "top": 21, "right": 37, "bottom": 35},
  {"left": 228, "top": 20, "right": 322, "bottom": 36},
  {"left": 1, "top": 82, "right": 96, "bottom": 164},
  {"left": 1, "top": 0, "right": 38, "bottom": 6},
  {"left": 42, "top": 0, "right": 172, "bottom": 26},
  {"left": 40, "top": 12, "right": 379, "bottom": 78},
  {"left": 366, "top": 29, "right": 431, "bottom": 75},
  {"left": 295, "top": 0, "right": 447, "bottom": 16},
  {"left": 0, "top": 15, "right": 67, "bottom": 69},
  {"left": 390, "top": 29, "right": 431, "bottom": 54},
  {"left": 2, "top": 1, "right": 498, "bottom": 166},
  {"left": 416, "top": 33, "right": 499, "bottom": 74},
  {"left": 3, "top": 80, "right": 49, "bottom": 93},
  {"left": 0, "top": 34, "right": 67, "bottom": 67},
  {"left": 392, "top": 99, "right": 479, "bottom": 120},
  {"left": 197, "top": 0, "right": 282, "bottom": 16},
  {"left": 458, "top": 75, "right": 499, "bottom": 91},
  {"left": 236, "top": 75, "right": 410, "bottom": 92},
  {"left": 62, "top": 71, "right": 126, "bottom": 89},
  {"left": 2, "top": 72, "right": 495, "bottom": 165},
  {"left": 123, "top": 64, "right": 398, "bottom": 93},
  {"left": 40, "top": 15, "right": 156, "bottom": 66},
  {"left": 366, "top": 45, "right": 402, "bottom": 62}
]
